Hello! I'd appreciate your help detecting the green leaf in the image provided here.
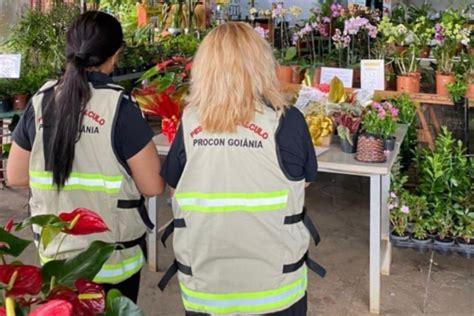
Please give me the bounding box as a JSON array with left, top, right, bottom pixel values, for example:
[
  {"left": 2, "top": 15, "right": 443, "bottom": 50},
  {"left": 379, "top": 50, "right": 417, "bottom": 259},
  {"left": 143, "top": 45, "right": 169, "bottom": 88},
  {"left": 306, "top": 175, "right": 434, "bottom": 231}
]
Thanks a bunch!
[
  {"left": 284, "top": 47, "right": 297, "bottom": 62},
  {"left": 106, "top": 289, "right": 123, "bottom": 312},
  {"left": 106, "top": 296, "right": 145, "bottom": 316},
  {"left": 0, "top": 228, "right": 32, "bottom": 257},
  {"left": 16, "top": 214, "right": 65, "bottom": 231},
  {"left": 42, "top": 241, "right": 115, "bottom": 289},
  {"left": 40, "top": 226, "right": 62, "bottom": 250},
  {"left": 137, "top": 66, "right": 158, "bottom": 82}
]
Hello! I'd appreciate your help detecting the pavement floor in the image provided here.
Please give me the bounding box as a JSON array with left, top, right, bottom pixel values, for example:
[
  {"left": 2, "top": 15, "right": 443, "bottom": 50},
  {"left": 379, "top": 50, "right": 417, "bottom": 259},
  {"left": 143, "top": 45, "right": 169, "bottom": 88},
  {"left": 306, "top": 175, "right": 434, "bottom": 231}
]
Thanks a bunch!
[{"left": 0, "top": 173, "right": 472, "bottom": 315}]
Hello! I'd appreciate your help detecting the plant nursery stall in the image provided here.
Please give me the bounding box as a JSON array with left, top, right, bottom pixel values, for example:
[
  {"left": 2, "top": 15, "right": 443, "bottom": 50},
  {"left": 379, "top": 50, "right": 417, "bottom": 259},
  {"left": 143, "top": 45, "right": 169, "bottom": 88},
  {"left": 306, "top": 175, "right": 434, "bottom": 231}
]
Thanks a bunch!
[{"left": 0, "top": 0, "right": 473, "bottom": 315}]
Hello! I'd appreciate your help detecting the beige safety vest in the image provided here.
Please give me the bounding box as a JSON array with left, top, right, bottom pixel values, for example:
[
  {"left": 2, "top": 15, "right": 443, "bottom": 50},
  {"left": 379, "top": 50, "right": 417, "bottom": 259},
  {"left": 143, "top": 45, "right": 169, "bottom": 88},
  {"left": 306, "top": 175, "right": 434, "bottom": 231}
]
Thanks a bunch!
[
  {"left": 29, "top": 80, "right": 150, "bottom": 284},
  {"left": 159, "top": 105, "right": 325, "bottom": 315}
]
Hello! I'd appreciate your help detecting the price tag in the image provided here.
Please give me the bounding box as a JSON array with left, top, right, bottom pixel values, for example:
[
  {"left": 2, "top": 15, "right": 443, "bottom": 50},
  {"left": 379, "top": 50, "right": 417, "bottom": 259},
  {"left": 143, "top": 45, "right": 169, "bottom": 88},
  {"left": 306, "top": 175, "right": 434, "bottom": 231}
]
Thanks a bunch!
[{"left": 320, "top": 67, "right": 354, "bottom": 88}]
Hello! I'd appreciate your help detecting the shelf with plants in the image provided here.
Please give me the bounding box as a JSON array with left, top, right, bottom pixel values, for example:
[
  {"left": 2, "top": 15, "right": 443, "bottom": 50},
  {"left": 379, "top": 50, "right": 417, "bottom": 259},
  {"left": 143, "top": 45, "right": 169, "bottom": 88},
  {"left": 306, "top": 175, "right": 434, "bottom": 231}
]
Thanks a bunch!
[{"left": 389, "top": 128, "right": 474, "bottom": 257}]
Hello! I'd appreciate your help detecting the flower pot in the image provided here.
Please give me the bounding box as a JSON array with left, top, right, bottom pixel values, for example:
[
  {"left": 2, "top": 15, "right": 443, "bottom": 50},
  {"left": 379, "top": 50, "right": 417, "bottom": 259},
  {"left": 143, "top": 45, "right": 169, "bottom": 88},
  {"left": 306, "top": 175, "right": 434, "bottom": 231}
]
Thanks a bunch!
[
  {"left": 355, "top": 134, "right": 386, "bottom": 163},
  {"left": 384, "top": 136, "right": 396, "bottom": 151},
  {"left": 436, "top": 73, "right": 455, "bottom": 96},
  {"left": 456, "top": 237, "right": 474, "bottom": 251},
  {"left": 0, "top": 98, "right": 12, "bottom": 113},
  {"left": 340, "top": 134, "right": 358, "bottom": 153},
  {"left": 312, "top": 66, "right": 322, "bottom": 86},
  {"left": 396, "top": 74, "right": 420, "bottom": 93},
  {"left": 390, "top": 232, "right": 410, "bottom": 242},
  {"left": 411, "top": 236, "right": 431, "bottom": 245},
  {"left": 291, "top": 65, "right": 303, "bottom": 84},
  {"left": 394, "top": 45, "right": 408, "bottom": 56},
  {"left": 276, "top": 65, "right": 293, "bottom": 84},
  {"left": 11, "top": 94, "right": 29, "bottom": 111},
  {"left": 434, "top": 236, "right": 455, "bottom": 246},
  {"left": 465, "top": 83, "right": 474, "bottom": 99},
  {"left": 419, "top": 46, "right": 431, "bottom": 58}
]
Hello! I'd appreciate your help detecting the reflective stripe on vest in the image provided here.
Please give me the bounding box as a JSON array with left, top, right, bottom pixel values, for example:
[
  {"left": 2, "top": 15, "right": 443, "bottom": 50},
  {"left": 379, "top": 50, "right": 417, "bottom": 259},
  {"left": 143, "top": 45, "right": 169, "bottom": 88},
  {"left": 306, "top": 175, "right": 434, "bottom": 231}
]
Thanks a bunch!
[
  {"left": 175, "top": 190, "right": 289, "bottom": 212},
  {"left": 29, "top": 171, "right": 123, "bottom": 194},
  {"left": 39, "top": 247, "right": 145, "bottom": 284},
  {"left": 180, "top": 268, "right": 307, "bottom": 314}
]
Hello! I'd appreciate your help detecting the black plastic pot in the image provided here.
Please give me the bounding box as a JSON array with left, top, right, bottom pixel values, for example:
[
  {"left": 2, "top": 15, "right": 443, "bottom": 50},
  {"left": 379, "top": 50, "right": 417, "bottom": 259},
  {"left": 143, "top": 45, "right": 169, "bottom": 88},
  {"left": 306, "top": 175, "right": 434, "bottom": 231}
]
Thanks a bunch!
[
  {"left": 390, "top": 232, "right": 410, "bottom": 242},
  {"left": 0, "top": 98, "right": 12, "bottom": 113},
  {"left": 340, "top": 134, "right": 358, "bottom": 153},
  {"left": 384, "top": 136, "right": 396, "bottom": 151},
  {"left": 434, "top": 236, "right": 455, "bottom": 246},
  {"left": 453, "top": 97, "right": 465, "bottom": 113}
]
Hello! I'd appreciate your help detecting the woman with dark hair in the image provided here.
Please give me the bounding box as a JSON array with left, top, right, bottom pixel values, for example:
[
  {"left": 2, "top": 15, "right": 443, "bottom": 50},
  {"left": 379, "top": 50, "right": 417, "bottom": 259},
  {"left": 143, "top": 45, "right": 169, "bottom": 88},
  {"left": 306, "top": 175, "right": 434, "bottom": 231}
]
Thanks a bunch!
[{"left": 7, "top": 11, "right": 164, "bottom": 302}]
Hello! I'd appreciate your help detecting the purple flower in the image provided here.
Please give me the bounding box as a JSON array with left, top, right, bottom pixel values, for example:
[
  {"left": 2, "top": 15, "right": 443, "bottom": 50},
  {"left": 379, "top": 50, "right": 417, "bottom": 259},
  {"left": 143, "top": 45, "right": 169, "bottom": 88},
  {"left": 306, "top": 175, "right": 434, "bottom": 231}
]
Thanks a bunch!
[
  {"left": 400, "top": 206, "right": 410, "bottom": 214},
  {"left": 331, "top": 3, "right": 342, "bottom": 18},
  {"left": 388, "top": 204, "right": 395, "bottom": 210},
  {"left": 390, "top": 107, "right": 399, "bottom": 119},
  {"left": 373, "top": 102, "right": 381, "bottom": 109},
  {"left": 254, "top": 26, "right": 269, "bottom": 39},
  {"left": 323, "top": 16, "right": 331, "bottom": 24},
  {"left": 366, "top": 24, "right": 378, "bottom": 39},
  {"left": 390, "top": 192, "right": 397, "bottom": 198},
  {"left": 378, "top": 108, "right": 386, "bottom": 119}
]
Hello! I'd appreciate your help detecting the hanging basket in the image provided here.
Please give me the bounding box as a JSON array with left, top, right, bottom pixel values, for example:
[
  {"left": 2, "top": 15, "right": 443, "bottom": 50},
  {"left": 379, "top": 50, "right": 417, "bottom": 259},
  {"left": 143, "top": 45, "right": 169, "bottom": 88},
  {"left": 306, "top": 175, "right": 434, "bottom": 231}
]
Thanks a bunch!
[{"left": 355, "top": 134, "right": 386, "bottom": 163}]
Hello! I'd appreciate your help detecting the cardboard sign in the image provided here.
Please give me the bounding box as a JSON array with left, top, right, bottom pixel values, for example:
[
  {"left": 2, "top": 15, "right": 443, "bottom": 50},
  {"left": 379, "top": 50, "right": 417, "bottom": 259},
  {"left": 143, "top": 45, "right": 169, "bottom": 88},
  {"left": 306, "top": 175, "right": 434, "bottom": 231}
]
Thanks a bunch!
[
  {"left": 0, "top": 54, "right": 21, "bottom": 79},
  {"left": 361, "top": 59, "right": 385, "bottom": 92},
  {"left": 320, "top": 67, "right": 354, "bottom": 88}
]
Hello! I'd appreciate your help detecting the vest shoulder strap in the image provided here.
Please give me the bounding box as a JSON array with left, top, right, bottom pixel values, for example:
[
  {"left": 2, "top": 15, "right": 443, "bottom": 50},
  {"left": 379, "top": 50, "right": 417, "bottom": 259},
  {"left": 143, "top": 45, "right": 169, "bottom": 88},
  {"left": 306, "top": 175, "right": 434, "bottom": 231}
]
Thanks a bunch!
[{"left": 36, "top": 80, "right": 59, "bottom": 95}]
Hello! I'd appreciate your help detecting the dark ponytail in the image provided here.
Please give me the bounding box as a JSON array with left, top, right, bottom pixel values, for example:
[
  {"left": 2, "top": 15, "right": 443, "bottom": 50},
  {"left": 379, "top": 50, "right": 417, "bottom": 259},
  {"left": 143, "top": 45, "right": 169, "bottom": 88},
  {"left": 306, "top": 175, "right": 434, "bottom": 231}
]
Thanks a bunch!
[{"left": 47, "top": 11, "right": 123, "bottom": 188}]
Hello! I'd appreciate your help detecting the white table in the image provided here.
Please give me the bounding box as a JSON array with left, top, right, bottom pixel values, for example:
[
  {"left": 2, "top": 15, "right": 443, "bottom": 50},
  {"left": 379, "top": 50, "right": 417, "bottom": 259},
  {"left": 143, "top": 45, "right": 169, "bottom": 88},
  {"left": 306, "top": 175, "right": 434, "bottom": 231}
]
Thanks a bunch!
[{"left": 148, "top": 125, "right": 408, "bottom": 314}]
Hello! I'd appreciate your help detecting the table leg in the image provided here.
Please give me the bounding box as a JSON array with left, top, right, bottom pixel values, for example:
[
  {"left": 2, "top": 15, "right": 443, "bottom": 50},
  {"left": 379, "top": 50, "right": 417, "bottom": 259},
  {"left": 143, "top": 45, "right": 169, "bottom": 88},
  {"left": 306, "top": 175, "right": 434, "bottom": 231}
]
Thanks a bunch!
[
  {"left": 369, "top": 175, "right": 381, "bottom": 314},
  {"left": 147, "top": 196, "right": 159, "bottom": 272},
  {"left": 380, "top": 174, "right": 391, "bottom": 276}
]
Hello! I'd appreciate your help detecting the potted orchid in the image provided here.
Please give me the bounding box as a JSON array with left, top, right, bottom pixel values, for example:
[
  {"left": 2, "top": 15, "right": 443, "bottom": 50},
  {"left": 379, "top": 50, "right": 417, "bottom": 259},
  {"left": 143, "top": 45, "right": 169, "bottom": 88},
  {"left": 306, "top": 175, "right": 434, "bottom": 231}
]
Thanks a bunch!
[
  {"left": 377, "top": 16, "right": 410, "bottom": 55},
  {"left": 432, "top": 9, "right": 470, "bottom": 96},
  {"left": 411, "top": 15, "right": 434, "bottom": 58},
  {"left": 394, "top": 44, "right": 421, "bottom": 93}
]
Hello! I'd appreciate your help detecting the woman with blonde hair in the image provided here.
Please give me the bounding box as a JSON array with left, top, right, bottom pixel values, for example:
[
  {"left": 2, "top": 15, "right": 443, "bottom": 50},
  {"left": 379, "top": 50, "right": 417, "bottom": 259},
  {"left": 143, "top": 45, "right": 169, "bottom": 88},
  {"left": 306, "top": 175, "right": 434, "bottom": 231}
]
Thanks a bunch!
[{"left": 159, "top": 22, "right": 325, "bottom": 315}]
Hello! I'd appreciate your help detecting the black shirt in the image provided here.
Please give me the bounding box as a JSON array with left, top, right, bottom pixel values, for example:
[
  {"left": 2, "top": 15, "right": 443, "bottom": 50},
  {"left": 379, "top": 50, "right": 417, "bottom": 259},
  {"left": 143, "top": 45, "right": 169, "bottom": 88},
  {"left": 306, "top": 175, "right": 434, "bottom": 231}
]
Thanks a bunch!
[
  {"left": 160, "top": 106, "right": 318, "bottom": 188},
  {"left": 12, "top": 72, "right": 154, "bottom": 170}
]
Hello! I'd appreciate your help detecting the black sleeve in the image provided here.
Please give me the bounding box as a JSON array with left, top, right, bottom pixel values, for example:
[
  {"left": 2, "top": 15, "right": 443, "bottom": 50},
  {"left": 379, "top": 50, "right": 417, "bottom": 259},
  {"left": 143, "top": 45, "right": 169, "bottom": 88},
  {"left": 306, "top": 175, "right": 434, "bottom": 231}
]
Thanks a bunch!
[
  {"left": 12, "top": 101, "right": 36, "bottom": 151},
  {"left": 114, "top": 96, "right": 155, "bottom": 165},
  {"left": 160, "top": 124, "right": 186, "bottom": 188},
  {"left": 276, "top": 106, "right": 318, "bottom": 182}
]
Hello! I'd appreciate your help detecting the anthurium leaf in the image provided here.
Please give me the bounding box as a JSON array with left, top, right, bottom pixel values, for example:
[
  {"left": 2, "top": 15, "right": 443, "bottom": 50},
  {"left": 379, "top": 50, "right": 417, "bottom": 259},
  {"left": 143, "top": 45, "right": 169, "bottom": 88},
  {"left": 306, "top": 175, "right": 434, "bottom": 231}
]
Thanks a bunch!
[
  {"left": 40, "top": 226, "right": 62, "bottom": 250},
  {"left": 138, "top": 66, "right": 158, "bottom": 82},
  {"left": 106, "top": 289, "right": 123, "bottom": 312},
  {"left": 16, "top": 215, "right": 65, "bottom": 231},
  {"left": 105, "top": 296, "right": 145, "bottom": 316},
  {"left": 42, "top": 241, "right": 115, "bottom": 288},
  {"left": 0, "top": 228, "right": 32, "bottom": 257}
]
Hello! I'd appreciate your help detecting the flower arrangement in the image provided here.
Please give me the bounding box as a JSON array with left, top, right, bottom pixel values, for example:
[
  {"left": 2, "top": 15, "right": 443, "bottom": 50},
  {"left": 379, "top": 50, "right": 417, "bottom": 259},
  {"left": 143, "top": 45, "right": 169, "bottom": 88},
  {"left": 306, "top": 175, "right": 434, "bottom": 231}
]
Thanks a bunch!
[
  {"left": 0, "top": 209, "right": 143, "bottom": 315},
  {"left": 432, "top": 9, "right": 470, "bottom": 75},
  {"left": 361, "top": 101, "right": 398, "bottom": 138}
]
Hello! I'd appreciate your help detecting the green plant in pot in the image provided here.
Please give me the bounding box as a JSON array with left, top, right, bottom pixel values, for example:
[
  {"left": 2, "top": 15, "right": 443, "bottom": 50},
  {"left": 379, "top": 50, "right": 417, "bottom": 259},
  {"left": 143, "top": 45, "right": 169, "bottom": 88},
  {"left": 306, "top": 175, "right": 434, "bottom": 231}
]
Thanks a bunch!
[
  {"left": 391, "top": 93, "right": 417, "bottom": 170},
  {"left": 394, "top": 44, "right": 421, "bottom": 93},
  {"left": 333, "top": 112, "right": 361, "bottom": 153},
  {"left": 388, "top": 191, "right": 410, "bottom": 240},
  {"left": 432, "top": 205, "right": 455, "bottom": 245},
  {"left": 446, "top": 74, "right": 467, "bottom": 111},
  {"left": 454, "top": 208, "right": 474, "bottom": 248},
  {"left": 275, "top": 47, "right": 297, "bottom": 84},
  {"left": 412, "top": 218, "right": 430, "bottom": 243}
]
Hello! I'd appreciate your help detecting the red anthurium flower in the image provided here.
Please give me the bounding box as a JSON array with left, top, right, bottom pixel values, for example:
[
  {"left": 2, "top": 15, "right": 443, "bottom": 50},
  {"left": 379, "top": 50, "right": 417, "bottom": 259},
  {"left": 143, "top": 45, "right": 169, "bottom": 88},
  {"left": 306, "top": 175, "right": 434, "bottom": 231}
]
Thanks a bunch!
[
  {"left": 185, "top": 62, "right": 192, "bottom": 72},
  {"left": 0, "top": 307, "right": 5, "bottom": 316},
  {"left": 29, "top": 300, "right": 73, "bottom": 316},
  {"left": 4, "top": 218, "right": 14, "bottom": 233},
  {"left": 75, "top": 279, "right": 105, "bottom": 315},
  {"left": 0, "top": 265, "right": 42, "bottom": 297},
  {"left": 58, "top": 208, "right": 108, "bottom": 236}
]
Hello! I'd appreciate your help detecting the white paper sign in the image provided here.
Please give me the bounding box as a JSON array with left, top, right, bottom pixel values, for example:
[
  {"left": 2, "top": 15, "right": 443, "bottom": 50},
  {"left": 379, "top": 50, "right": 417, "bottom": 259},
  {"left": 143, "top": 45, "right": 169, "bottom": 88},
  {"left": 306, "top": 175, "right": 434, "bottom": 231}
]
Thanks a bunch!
[
  {"left": 361, "top": 59, "right": 385, "bottom": 92},
  {"left": 0, "top": 54, "right": 21, "bottom": 79},
  {"left": 320, "top": 67, "right": 353, "bottom": 88},
  {"left": 350, "top": 0, "right": 367, "bottom": 5}
]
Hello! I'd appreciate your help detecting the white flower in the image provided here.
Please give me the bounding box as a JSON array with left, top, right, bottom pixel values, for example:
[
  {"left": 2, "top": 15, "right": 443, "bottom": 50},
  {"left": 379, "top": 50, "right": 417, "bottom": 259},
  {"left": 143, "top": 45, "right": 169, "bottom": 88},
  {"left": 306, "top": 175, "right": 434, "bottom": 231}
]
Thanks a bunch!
[{"left": 249, "top": 7, "right": 258, "bottom": 15}]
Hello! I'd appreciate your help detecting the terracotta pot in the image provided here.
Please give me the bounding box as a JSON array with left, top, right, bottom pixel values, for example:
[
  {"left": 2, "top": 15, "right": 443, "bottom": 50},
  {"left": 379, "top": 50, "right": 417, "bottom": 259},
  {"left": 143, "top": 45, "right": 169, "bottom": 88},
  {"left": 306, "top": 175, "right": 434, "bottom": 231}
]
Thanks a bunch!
[
  {"left": 466, "top": 83, "right": 474, "bottom": 99},
  {"left": 394, "top": 45, "right": 408, "bottom": 56},
  {"left": 312, "top": 66, "right": 322, "bottom": 86},
  {"left": 291, "top": 66, "right": 303, "bottom": 84},
  {"left": 397, "top": 74, "right": 420, "bottom": 93},
  {"left": 276, "top": 65, "right": 293, "bottom": 84},
  {"left": 11, "top": 95, "right": 29, "bottom": 111},
  {"left": 436, "top": 73, "right": 455, "bottom": 96},
  {"left": 419, "top": 46, "right": 431, "bottom": 58},
  {"left": 355, "top": 134, "right": 386, "bottom": 163}
]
